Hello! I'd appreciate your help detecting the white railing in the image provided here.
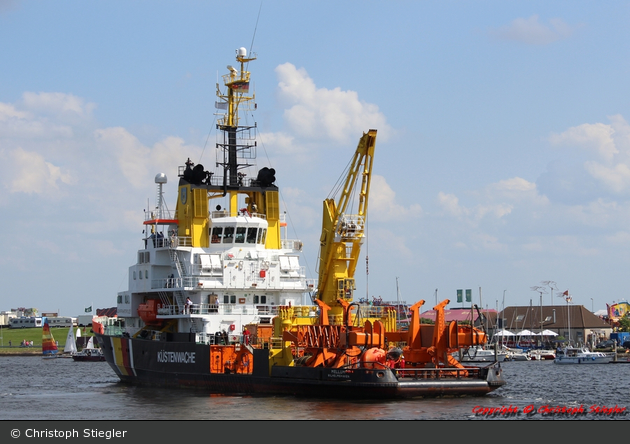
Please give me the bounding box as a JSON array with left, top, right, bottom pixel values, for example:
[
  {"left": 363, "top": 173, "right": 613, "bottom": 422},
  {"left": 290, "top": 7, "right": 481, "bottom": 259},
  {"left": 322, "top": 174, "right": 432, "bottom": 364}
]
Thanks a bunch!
[
  {"left": 154, "top": 303, "right": 278, "bottom": 317},
  {"left": 144, "top": 209, "right": 175, "bottom": 221}
]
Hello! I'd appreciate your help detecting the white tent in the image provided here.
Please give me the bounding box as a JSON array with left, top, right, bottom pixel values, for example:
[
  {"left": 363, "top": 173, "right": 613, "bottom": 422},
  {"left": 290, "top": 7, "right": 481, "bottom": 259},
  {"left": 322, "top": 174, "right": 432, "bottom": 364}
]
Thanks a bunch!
[
  {"left": 516, "top": 329, "right": 535, "bottom": 336},
  {"left": 494, "top": 329, "right": 515, "bottom": 337},
  {"left": 538, "top": 329, "right": 558, "bottom": 336}
]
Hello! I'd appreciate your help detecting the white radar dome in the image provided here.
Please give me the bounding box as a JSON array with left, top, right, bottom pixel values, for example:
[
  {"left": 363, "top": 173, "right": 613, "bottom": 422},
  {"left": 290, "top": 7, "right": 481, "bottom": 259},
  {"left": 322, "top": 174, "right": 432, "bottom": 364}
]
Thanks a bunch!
[
  {"left": 237, "top": 47, "right": 247, "bottom": 58},
  {"left": 155, "top": 173, "right": 167, "bottom": 184}
]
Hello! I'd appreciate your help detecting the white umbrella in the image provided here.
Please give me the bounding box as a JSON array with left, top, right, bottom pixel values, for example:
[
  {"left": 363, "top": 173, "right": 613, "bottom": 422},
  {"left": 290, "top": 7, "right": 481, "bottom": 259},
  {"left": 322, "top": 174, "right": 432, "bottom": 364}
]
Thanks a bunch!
[
  {"left": 516, "top": 329, "right": 535, "bottom": 336},
  {"left": 538, "top": 329, "right": 558, "bottom": 336},
  {"left": 494, "top": 329, "right": 515, "bottom": 337}
]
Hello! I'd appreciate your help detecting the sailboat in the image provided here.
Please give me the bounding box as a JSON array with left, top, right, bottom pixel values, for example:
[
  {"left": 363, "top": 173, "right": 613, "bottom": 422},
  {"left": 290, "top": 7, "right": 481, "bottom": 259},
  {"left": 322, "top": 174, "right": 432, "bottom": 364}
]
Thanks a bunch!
[
  {"left": 72, "top": 336, "right": 105, "bottom": 362},
  {"left": 62, "top": 324, "right": 78, "bottom": 357},
  {"left": 42, "top": 319, "right": 59, "bottom": 358}
]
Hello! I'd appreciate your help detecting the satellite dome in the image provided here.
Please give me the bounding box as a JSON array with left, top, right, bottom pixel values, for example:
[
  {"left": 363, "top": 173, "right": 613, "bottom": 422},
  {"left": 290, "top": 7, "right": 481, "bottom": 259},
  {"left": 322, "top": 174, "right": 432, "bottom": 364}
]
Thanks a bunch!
[{"left": 155, "top": 173, "right": 167, "bottom": 184}]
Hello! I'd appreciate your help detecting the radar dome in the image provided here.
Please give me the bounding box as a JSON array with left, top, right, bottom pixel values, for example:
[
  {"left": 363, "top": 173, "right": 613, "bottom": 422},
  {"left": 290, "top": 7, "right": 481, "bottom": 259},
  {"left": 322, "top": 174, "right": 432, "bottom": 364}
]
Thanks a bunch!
[
  {"left": 155, "top": 173, "right": 167, "bottom": 184},
  {"left": 237, "top": 47, "right": 247, "bottom": 58}
]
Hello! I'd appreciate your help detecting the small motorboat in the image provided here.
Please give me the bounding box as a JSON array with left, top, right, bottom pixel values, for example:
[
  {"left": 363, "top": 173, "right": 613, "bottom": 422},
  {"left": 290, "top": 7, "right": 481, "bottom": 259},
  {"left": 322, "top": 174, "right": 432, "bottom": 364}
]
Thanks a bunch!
[
  {"left": 455, "top": 345, "right": 508, "bottom": 362},
  {"left": 528, "top": 349, "right": 556, "bottom": 361},
  {"left": 553, "top": 347, "right": 612, "bottom": 365},
  {"left": 504, "top": 349, "right": 530, "bottom": 361}
]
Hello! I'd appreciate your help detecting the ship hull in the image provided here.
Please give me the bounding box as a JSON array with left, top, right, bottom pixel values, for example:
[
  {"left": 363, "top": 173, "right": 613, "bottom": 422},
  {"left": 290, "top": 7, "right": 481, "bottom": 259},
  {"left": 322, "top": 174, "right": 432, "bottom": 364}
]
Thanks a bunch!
[{"left": 96, "top": 333, "right": 505, "bottom": 399}]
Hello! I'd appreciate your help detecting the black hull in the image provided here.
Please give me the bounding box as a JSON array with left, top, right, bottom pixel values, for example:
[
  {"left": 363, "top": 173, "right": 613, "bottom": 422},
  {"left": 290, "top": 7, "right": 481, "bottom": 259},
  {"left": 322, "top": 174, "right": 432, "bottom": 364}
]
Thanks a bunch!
[{"left": 95, "top": 333, "right": 505, "bottom": 399}]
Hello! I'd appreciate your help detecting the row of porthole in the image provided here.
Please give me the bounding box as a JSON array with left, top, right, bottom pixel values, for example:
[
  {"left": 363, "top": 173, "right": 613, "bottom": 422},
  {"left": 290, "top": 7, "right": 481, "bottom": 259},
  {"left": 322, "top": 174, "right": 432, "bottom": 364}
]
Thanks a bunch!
[{"left": 133, "top": 269, "right": 149, "bottom": 280}]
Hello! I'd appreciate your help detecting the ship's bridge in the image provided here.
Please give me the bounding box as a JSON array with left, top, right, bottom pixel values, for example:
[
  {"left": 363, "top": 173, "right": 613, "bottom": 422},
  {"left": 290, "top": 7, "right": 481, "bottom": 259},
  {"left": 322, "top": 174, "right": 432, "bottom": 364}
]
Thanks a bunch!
[{"left": 209, "top": 209, "right": 268, "bottom": 248}]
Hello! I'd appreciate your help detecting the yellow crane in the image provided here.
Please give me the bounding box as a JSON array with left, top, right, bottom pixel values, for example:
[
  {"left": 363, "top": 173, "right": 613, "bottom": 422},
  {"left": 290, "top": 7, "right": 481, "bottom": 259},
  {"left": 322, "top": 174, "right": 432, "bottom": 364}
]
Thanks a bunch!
[{"left": 315, "top": 129, "right": 377, "bottom": 323}]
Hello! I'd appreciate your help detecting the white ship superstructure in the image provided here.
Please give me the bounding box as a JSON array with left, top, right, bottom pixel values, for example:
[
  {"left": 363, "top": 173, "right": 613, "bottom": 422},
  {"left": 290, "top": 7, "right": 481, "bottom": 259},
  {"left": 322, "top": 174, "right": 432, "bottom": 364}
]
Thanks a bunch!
[{"left": 115, "top": 47, "right": 314, "bottom": 342}]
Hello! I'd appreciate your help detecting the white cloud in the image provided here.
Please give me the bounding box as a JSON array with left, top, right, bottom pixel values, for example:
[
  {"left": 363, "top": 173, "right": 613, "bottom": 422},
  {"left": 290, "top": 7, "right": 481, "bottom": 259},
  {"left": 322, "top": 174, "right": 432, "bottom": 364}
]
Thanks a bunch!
[
  {"left": 469, "top": 232, "right": 506, "bottom": 252},
  {"left": 547, "top": 116, "right": 630, "bottom": 195},
  {"left": 584, "top": 162, "right": 630, "bottom": 193},
  {"left": 0, "top": 98, "right": 74, "bottom": 140},
  {"left": 491, "top": 15, "right": 577, "bottom": 45},
  {"left": 258, "top": 131, "right": 302, "bottom": 156},
  {"left": 94, "top": 127, "right": 151, "bottom": 189},
  {"left": 275, "top": 63, "right": 392, "bottom": 145},
  {"left": 4, "top": 147, "right": 74, "bottom": 195},
  {"left": 485, "top": 177, "right": 549, "bottom": 207},
  {"left": 369, "top": 175, "right": 422, "bottom": 222},
  {"left": 22, "top": 92, "right": 96, "bottom": 123},
  {"left": 370, "top": 228, "right": 413, "bottom": 259},
  {"left": 549, "top": 122, "right": 617, "bottom": 161},
  {"left": 437, "top": 191, "right": 465, "bottom": 217},
  {"left": 0, "top": 102, "right": 29, "bottom": 120},
  {"left": 492, "top": 177, "right": 536, "bottom": 193},
  {"left": 437, "top": 179, "right": 534, "bottom": 224}
]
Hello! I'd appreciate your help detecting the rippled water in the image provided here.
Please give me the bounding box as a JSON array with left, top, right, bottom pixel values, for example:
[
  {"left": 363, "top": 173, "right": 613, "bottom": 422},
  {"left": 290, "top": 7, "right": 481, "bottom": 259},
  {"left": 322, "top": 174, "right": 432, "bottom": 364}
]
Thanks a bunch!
[{"left": 1, "top": 357, "right": 628, "bottom": 420}]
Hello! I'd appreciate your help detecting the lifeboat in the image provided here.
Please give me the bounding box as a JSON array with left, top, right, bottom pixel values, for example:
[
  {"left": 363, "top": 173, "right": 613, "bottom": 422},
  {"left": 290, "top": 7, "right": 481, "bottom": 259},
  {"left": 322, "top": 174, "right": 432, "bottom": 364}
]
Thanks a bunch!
[{"left": 137, "top": 299, "right": 164, "bottom": 326}]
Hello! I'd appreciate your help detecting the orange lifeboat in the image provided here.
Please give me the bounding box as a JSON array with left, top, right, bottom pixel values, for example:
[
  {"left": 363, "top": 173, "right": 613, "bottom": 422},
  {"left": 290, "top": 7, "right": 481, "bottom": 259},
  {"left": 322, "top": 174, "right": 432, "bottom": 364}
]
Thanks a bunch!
[{"left": 137, "top": 299, "right": 164, "bottom": 326}]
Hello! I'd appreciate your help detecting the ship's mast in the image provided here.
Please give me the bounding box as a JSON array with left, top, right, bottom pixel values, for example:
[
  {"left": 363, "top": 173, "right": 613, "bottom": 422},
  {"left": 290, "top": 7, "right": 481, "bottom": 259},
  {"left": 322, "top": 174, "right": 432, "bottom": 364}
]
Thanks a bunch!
[
  {"left": 215, "top": 47, "right": 258, "bottom": 214},
  {"left": 174, "top": 48, "right": 283, "bottom": 249}
]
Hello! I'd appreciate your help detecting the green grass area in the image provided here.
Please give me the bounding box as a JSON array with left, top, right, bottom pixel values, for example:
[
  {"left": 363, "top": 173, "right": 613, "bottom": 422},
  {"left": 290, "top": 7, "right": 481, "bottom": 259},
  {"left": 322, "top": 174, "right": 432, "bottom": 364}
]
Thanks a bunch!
[{"left": 0, "top": 326, "right": 95, "bottom": 355}]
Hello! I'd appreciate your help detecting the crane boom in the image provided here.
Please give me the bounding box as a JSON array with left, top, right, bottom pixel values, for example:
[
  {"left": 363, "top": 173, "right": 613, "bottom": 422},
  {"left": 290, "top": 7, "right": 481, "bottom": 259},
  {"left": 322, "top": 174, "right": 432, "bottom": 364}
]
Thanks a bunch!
[{"left": 316, "top": 129, "right": 377, "bottom": 320}]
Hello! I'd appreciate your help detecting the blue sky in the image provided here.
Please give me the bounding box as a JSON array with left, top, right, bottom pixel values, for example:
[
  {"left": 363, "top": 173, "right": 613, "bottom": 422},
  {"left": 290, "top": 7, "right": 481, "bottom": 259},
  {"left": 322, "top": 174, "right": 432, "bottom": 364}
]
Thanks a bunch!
[{"left": 2, "top": 1, "right": 630, "bottom": 318}]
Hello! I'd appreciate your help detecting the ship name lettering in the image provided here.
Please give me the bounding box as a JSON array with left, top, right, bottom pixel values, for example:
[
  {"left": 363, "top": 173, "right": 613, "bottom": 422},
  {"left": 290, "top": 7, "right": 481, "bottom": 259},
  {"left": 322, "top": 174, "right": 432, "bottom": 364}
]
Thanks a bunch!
[
  {"left": 157, "top": 350, "right": 196, "bottom": 364},
  {"left": 328, "top": 369, "right": 350, "bottom": 380}
]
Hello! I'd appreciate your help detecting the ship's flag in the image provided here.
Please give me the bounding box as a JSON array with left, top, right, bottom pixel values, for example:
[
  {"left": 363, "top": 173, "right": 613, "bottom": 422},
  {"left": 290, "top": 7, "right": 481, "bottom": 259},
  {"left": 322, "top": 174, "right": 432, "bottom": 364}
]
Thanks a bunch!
[
  {"left": 457, "top": 289, "right": 463, "bottom": 303},
  {"left": 231, "top": 81, "right": 249, "bottom": 92},
  {"left": 85, "top": 306, "right": 92, "bottom": 313},
  {"left": 215, "top": 101, "right": 228, "bottom": 110}
]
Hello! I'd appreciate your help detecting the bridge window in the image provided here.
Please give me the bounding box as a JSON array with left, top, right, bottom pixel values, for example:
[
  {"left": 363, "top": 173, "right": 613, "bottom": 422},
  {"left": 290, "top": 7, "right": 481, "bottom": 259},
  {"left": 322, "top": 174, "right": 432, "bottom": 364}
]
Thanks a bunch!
[
  {"left": 211, "top": 227, "right": 223, "bottom": 243},
  {"left": 257, "top": 228, "right": 267, "bottom": 244},
  {"left": 247, "top": 227, "right": 257, "bottom": 243},
  {"left": 223, "top": 227, "right": 234, "bottom": 243},
  {"left": 235, "top": 227, "right": 246, "bottom": 243}
]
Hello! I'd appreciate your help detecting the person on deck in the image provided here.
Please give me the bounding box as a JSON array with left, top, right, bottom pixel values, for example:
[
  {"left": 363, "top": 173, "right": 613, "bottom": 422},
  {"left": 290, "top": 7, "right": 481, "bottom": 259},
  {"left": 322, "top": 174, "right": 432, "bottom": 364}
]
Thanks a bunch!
[
  {"left": 243, "top": 328, "right": 251, "bottom": 346},
  {"left": 185, "top": 297, "right": 193, "bottom": 314}
]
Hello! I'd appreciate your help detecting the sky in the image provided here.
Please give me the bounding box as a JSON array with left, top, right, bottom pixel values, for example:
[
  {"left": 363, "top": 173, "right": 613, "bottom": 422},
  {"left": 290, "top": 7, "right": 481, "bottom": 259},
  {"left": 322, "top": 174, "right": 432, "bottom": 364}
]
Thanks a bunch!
[{"left": 2, "top": 1, "right": 630, "bottom": 318}]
